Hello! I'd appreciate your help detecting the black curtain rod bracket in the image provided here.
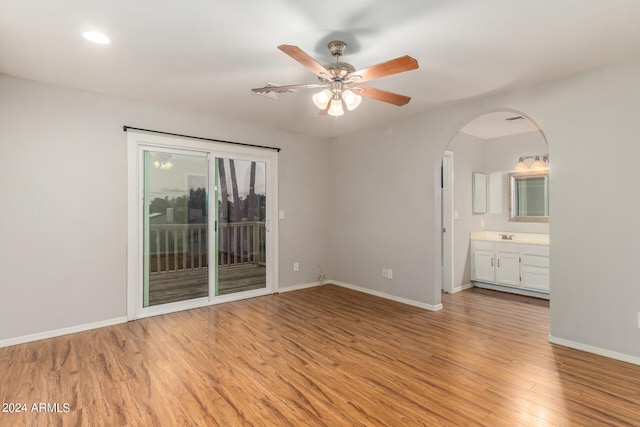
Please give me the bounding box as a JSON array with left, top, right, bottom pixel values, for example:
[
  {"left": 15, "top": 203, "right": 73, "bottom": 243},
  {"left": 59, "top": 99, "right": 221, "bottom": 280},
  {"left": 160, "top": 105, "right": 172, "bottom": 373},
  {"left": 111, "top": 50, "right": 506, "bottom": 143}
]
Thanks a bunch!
[{"left": 123, "top": 126, "right": 281, "bottom": 152}]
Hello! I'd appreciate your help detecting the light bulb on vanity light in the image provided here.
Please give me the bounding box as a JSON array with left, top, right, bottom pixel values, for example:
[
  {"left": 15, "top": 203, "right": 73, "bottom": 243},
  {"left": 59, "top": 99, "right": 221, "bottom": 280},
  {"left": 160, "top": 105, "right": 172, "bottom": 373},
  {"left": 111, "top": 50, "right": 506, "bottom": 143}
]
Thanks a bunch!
[
  {"left": 514, "top": 158, "right": 528, "bottom": 170},
  {"left": 531, "top": 156, "right": 546, "bottom": 170}
]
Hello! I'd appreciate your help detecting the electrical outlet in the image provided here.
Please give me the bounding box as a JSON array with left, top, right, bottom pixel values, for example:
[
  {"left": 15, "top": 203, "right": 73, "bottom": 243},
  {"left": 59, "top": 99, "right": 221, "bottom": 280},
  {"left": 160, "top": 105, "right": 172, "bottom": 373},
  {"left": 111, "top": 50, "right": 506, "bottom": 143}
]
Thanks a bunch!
[
  {"left": 382, "top": 268, "right": 387, "bottom": 278},
  {"left": 294, "top": 262, "right": 299, "bottom": 272},
  {"left": 387, "top": 269, "right": 393, "bottom": 279}
]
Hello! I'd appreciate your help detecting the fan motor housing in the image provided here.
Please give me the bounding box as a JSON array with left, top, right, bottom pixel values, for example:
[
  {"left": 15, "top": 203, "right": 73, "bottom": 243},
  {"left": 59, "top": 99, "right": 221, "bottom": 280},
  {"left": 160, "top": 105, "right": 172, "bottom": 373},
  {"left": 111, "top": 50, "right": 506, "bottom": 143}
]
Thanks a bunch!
[{"left": 327, "top": 40, "right": 347, "bottom": 57}]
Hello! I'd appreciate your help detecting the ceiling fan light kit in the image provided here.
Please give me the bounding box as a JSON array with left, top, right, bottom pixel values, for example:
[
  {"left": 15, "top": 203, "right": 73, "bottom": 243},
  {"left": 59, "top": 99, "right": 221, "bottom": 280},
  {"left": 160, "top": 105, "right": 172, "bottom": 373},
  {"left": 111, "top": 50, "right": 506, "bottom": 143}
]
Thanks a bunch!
[
  {"left": 312, "top": 88, "right": 332, "bottom": 109},
  {"left": 252, "top": 40, "right": 419, "bottom": 117},
  {"left": 342, "top": 90, "right": 362, "bottom": 111}
]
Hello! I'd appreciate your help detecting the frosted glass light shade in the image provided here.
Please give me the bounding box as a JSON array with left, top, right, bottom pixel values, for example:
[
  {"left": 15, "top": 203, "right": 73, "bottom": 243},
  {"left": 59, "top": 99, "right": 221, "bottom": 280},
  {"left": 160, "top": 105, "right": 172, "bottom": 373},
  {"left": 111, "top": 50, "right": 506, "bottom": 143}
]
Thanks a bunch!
[
  {"left": 531, "top": 156, "right": 546, "bottom": 170},
  {"left": 328, "top": 98, "right": 344, "bottom": 117},
  {"left": 342, "top": 90, "right": 362, "bottom": 111},
  {"left": 514, "top": 160, "right": 528, "bottom": 170},
  {"left": 312, "top": 89, "right": 332, "bottom": 109}
]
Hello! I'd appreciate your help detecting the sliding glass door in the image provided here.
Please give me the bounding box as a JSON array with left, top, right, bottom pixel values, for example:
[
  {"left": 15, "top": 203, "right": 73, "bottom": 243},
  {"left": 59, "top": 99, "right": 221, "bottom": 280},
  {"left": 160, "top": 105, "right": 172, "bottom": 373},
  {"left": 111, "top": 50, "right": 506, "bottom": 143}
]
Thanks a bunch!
[
  {"left": 216, "top": 158, "right": 267, "bottom": 296},
  {"left": 128, "top": 131, "right": 277, "bottom": 319},
  {"left": 143, "top": 149, "right": 210, "bottom": 307}
]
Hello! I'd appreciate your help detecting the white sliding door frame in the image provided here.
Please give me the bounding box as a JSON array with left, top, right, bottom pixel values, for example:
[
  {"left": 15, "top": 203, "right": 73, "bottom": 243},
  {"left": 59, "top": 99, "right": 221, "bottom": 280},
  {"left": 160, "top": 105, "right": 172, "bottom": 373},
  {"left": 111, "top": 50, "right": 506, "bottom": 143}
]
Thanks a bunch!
[{"left": 126, "top": 130, "right": 279, "bottom": 320}]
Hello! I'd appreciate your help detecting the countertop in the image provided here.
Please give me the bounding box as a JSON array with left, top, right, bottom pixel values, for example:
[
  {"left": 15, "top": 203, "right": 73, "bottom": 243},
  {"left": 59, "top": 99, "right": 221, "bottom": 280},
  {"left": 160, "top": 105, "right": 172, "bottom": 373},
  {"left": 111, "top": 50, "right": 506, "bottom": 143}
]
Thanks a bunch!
[{"left": 470, "top": 231, "right": 549, "bottom": 246}]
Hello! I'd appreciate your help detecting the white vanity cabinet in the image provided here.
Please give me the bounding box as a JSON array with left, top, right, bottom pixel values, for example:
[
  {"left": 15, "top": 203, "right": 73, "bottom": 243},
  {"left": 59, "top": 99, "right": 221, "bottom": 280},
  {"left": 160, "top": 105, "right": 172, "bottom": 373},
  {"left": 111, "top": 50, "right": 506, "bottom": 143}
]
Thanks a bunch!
[
  {"left": 471, "top": 241, "right": 495, "bottom": 282},
  {"left": 520, "top": 244, "right": 550, "bottom": 292},
  {"left": 494, "top": 244, "right": 520, "bottom": 287},
  {"left": 471, "top": 241, "right": 520, "bottom": 288},
  {"left": 470, "top": 237, "right": 550, "bottom": 297}
]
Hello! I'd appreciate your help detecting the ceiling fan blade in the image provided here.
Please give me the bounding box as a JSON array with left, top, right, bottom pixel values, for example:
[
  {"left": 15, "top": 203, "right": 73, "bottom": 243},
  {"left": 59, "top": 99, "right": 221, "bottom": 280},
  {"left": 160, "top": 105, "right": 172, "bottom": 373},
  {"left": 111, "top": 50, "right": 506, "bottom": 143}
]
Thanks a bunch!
[
  {"left": 348, "top": 55, "right": 418, "bottom": 84},
  {"left": 252, "top": 83, "right": 326, "bottom": 93},
  {"left": 354, "top": 85, "right": 412, "bottom": 106},
  {"left": 278, "top": 45, "right": 331, "bottom": 77}
]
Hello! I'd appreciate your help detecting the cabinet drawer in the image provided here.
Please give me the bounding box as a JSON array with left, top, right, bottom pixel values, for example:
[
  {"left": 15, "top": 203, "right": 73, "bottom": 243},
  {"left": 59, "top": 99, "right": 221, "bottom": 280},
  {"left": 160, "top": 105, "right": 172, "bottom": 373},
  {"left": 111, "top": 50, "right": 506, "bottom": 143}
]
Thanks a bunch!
[
  {"left": 521, "top": 244, "right": 549, "bottom": 257},
  {"left": 495, "top": 243, "right": 520, "bottom": 253},
  {"left": 521, "top": 254, "right": 549, "bottom": 268},
  {"left": 472, "top": 240, "right": 494, "bottom": 251}
]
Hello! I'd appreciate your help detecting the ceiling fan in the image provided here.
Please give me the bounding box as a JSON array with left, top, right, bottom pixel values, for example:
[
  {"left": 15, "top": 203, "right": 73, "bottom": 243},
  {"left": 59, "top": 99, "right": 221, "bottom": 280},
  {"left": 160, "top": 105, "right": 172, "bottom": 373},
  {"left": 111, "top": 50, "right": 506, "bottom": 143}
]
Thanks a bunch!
[{"left": 251, "top": 41, "right": 419, "bottom": 117}]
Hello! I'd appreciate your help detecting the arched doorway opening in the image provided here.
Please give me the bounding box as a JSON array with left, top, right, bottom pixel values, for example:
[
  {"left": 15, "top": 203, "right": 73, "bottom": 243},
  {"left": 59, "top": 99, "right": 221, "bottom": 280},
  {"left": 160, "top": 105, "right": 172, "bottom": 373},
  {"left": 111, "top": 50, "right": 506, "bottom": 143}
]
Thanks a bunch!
[{"left": 439, "top": 110, "right": 550, "bottom": 299}]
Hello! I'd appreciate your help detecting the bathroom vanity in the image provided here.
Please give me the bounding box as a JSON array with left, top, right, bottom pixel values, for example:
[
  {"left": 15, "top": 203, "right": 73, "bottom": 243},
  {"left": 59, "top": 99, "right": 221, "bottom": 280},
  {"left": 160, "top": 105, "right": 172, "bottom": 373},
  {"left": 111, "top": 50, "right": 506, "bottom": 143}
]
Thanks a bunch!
[{"left": 470, "top": 231, "right": 549, "bottom": 299}]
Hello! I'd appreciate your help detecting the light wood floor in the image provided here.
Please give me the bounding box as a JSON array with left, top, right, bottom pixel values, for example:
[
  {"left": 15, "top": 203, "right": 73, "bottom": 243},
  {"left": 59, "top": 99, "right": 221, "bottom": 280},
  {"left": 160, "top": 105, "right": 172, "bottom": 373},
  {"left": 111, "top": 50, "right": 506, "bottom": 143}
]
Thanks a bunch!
[{"left": 1, "top": 285, "right": 640, "bottom": 426}]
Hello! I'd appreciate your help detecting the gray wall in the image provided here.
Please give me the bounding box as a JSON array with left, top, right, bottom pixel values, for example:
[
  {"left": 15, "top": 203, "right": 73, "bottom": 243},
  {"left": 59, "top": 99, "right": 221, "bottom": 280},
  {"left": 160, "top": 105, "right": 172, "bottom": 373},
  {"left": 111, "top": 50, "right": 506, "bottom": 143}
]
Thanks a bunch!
[
  {"left": 483, "top": 131, "right": 549, "bottom": 233},
  {"left": 3, "top": 55, "right": 640, "bottom": 361},
  {"left": 447, "top": 133, "right": 485, "bottom": 288},
  {"left": 0, "top": 75, "right": 331, "bottom": 341},
  {"left": 330, "top": 57, "right": 640, "bottom": 359}
]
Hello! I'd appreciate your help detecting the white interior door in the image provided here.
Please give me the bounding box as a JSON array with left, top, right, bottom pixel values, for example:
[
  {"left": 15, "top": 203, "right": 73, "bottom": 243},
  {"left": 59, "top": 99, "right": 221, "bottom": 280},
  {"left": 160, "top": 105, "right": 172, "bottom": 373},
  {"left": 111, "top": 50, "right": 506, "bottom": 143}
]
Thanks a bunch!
[{"left": 442, "top": 151, "right": 454, "bottom": 293}]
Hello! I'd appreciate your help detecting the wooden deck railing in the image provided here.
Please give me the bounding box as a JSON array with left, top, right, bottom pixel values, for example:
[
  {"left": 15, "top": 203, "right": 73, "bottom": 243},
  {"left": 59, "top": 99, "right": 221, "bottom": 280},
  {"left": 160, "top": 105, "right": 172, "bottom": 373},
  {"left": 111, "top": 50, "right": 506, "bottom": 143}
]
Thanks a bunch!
[{"left": 148, "top": 222, "right": 265, "bottom": 274}]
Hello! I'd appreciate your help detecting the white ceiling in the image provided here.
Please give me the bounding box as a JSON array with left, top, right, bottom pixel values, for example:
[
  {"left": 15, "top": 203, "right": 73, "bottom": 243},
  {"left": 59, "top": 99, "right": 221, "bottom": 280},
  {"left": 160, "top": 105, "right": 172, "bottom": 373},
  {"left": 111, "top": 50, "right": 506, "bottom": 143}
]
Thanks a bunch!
[
  {"left": 459, "top": 112, "right": 540, "bottom": 139},
  {"left": 1, "top": 0, "right": 640, "bottom": 138}
]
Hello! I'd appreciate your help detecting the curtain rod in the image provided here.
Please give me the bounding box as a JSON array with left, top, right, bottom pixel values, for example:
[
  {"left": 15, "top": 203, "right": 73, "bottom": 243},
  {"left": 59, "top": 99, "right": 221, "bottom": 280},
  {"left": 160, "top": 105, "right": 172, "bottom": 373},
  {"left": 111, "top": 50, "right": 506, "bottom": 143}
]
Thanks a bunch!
[{"left": 123, "top": 126, "right": 281, "bottom": 152}]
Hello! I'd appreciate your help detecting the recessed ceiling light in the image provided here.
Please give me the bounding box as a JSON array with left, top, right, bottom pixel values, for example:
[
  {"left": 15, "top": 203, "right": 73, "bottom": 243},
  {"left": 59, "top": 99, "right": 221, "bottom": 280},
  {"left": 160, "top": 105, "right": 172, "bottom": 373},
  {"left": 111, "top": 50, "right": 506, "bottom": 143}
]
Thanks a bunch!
[{"left": 82, "top": 31, "right": 110, "bottom": 45}]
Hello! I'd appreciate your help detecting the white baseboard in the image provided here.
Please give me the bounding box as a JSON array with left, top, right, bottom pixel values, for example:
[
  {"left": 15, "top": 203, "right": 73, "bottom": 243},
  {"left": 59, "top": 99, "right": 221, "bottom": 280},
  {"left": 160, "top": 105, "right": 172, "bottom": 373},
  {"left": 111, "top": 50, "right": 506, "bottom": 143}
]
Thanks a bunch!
[
  {"left": 548, "top": 335, "right": 640, "bottom": 366},
  {"left": 277, "top": 281, "right": 323, "bottom": 293},
  {"left": 1, "top": 281, "right": 442, "bottom": 348},
  {"left": 452, "top": 282, "right": 474, "bottom": 293},
  {"left": 331, "top": 281, "right": 443, "bottom": 311},
  {"left": 0, "top": 317, "right": 128, "bottom": 349},
  {"left": 473, "top": 281, "right": 549, "bottom": 300}
]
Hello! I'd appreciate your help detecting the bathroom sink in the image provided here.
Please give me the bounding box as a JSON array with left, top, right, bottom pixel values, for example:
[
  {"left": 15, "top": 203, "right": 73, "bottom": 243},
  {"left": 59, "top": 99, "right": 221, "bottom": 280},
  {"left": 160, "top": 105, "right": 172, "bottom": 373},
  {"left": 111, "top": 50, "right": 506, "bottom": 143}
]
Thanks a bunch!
[{"left": 470, "top": 231, "right": 549, "bottom": 245}]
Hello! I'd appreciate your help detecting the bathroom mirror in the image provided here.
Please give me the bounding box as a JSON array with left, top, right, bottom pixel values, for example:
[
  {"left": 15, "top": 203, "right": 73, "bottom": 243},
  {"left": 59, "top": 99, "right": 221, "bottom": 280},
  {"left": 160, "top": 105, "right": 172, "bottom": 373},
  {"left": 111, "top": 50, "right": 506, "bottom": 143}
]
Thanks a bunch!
[
  {"left": 472, "top": 172, "right": 487, "bottom": 214},
  {"left": 509, "top": 172, "right": 549, "bottom": 222}
]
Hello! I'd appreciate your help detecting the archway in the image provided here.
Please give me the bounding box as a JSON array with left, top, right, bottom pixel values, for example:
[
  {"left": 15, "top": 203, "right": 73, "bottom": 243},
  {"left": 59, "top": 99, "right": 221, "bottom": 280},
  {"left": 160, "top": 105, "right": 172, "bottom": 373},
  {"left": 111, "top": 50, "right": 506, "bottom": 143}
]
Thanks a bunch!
[{"left": 438, "top": 110, "right": 549, "bottom": 299}]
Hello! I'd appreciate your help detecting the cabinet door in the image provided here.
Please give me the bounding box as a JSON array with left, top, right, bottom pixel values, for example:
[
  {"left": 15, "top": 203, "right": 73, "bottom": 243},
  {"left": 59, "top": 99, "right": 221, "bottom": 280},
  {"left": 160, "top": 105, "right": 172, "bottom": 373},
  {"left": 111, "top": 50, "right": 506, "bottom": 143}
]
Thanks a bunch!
[
  {"left": 495, "top": 252, "right": 520, "bottom": 287},
  {"left": 473, "top": 249, "right": 495, "bottom": 282},
  {"left": 522, "top": 265, "right": 550, "bottom": 291}
]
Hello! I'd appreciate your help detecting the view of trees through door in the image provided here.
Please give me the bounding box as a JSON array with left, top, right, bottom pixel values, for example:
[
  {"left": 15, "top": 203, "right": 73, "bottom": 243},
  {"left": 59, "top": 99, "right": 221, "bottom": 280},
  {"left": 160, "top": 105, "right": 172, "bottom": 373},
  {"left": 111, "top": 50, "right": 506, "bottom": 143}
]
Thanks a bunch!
[
  {"left": 143, "top": 152, "right": 267, "bottom": 308},
  {"left": 216, "top": 158, "right": 267, "bottom": 296}
]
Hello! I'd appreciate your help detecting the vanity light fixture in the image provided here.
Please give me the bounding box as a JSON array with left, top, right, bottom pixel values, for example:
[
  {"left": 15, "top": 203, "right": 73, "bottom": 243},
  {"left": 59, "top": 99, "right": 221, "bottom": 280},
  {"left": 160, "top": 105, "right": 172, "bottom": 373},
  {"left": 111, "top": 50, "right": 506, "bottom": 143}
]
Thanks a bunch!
[{"left": 514, "top": 154, "right": 549, "bottom": 171}]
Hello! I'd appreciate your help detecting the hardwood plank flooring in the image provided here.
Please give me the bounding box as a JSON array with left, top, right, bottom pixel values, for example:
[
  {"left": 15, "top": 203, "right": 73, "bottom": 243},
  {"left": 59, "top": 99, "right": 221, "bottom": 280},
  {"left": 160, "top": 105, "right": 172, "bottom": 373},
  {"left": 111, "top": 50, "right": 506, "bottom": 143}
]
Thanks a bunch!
[{"left": 1, "top": 286, "right": 640, "bottom": 426}]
